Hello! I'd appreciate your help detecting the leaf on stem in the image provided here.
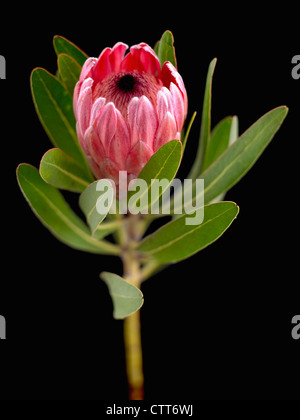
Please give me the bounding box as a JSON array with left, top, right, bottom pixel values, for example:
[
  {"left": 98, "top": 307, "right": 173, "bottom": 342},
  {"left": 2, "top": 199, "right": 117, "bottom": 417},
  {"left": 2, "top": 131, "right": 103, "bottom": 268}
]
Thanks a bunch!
[
  {"left": 40, "top": 148, "right": 94, "bottom": 193},
  {"left": 100, "top": 272, "right": 144, "bottom": 319},
  {"left": 202, "top": 116, "right": 238, "bottom": 172},
  {"left": 173, "top": 106, "right": 287, "bottom": 212},
  {"left": 156, "top": 30, "right": 177, "bottom": 68},
  {"left": 137, "top": 201, "right": 239, "bottom": 263},
  {"left": 30, "top": 68, "right": 90, "bottom": 174},
  {"left": 17, "top": 164, "right": 120, "bottom": 255},
  {"left": 199, "top": 106, "right": 288, "bottom": 204},
  {"left": 57, "top": 54, "right": 81, "bottom": 96},
  {"left": 188, "top": 58, "right": 217, "bottom": 179},
  {"left": 79, "top": 180, "right": 114, "bottom": 238},
  {"left": 182, "top": 111, "right": 197, "bottom": 153},
  {"left": 53, "top": 35, "right": 88, "bottom": 67},
  {"left": 128, "top": 140, "right": 182, "bottom": 214}
]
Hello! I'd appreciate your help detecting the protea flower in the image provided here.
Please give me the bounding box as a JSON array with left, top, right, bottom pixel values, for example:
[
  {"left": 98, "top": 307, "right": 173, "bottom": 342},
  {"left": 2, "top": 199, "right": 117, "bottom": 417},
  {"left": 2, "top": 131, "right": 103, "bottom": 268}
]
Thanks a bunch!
[{"left": 73, "top": 42, "right": 187, "bottom": 185}]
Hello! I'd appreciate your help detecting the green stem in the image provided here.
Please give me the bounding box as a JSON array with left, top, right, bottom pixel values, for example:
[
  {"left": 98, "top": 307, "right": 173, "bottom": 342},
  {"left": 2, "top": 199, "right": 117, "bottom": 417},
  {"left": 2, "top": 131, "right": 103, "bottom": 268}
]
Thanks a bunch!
[
  {"left": 123, "top": 299, "right": 144, "bottom": 400},
  {"left": 120, "top": 215, "right": 145, "bottom": 400}
]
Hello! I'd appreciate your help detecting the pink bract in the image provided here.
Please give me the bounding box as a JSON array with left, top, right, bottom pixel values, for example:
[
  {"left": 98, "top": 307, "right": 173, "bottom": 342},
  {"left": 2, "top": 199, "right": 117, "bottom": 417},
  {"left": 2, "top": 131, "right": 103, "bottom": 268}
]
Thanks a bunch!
[{"left": 73, "top": 42, "right": 188, "bottom": 184}]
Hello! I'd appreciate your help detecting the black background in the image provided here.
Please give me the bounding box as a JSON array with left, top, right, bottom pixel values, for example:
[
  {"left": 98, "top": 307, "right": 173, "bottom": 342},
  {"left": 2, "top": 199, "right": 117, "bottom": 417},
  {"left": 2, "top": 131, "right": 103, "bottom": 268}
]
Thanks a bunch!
[{"left": 1, "top": 5, "right": 299, "bottom": 401}]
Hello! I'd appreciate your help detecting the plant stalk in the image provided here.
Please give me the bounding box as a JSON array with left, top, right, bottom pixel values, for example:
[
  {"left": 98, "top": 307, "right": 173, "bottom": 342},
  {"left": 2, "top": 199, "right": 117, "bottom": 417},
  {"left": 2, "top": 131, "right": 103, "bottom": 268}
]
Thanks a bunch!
[
  {"left": 121, "top": 215, "right": 145, "bottom": 400},
  {"left": 123, "top": 307, "right": 144, "bottom": 400}
]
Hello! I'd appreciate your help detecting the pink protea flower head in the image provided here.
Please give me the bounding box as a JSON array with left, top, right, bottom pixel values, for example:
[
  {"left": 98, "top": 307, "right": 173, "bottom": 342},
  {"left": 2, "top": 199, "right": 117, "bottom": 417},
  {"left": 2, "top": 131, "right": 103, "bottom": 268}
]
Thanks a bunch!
[{"left": 73, "top": 42, "right": 188, "bottom": 185}]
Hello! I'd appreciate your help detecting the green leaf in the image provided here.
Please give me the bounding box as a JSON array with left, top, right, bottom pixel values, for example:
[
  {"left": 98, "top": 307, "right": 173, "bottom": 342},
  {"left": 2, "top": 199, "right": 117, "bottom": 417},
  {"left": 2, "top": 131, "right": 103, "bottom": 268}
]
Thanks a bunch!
[
  {"left": 39, "top": 148, "right": 94, "bottom": 193},
  {"left": 202, "top": 116, "right": 236, "bottom": 171},
  {"left": 30, "top": 68, "right": 89, "bottom": 172},
  {"left": 53, "top": 35, "right": 88, "bottom": 67},
  {"left": 79, "top": 180, "right": 114, "bottom": 237},
  {"left": 128, "top": 140, "right": 182, "bottom": 214},
  {"left": 17, "top": 164, "right": 120, "bottom": 255},
  {"left": 207, "top": 116, "right": 239, "bottom": 203},
  {"left": 137, "top": 202, "right": 239, "bottom": 263},
  {"left": 182, "top": 111, "right": 197, "bottom": 153},
  {"left": 57, "top": 54, "right": 81, "bottom": 96},
  {"left": 100, "top": 272, "right": 144, "bottom": 319},
  {"left": 153, "top": 40, "right": 160, "bottom": 55},
  {"left": 228, "top": 115, "right": 239, "bottom": 146},
  {"left": 156, "top": 30, "right": 177, "bottom": 68},
  {"left": 197, "top": 106, "right": 288, "bottom": 204},
  {"left": 93, "top": 220, "right": 124, "bottom": 239},
  {"left": 188, "top": 58, "right": 217, "bottom": 179}
]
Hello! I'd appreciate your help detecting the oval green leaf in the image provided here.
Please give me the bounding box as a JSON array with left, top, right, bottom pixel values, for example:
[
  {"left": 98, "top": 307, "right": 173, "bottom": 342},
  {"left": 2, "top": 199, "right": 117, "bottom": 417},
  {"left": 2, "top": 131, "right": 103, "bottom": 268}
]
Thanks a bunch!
[
  {"left": 40, "top": 148, "right": 94, "bottom": 193},
  {"left": 17, "top": 164, "right": 120, "bottom": 255},
  {"left": 156, "top": 30, "right": 177, "bottom": 68},
  {"left": 30, "top": 68, "right": 89, "bottom": 173},
  {"left": 202, "top": 116, "right": 236, "bottom": 171},
  {"left": 128, "top": 140, "right": 182, "bottom": 214},
  {"left": 58, "top": 54, "right": 81, "bottom": 96},
  {"left": 179, "top": 106, "right": 288, "bottom": 210},
  {"left": 100, "top": 272, "right": 144, "bottom": 319},
  {"left": 137, "top": 201, "right": 239, "bottom": 263},
  {"left": 53, "top": 35, "right": 88, "bottom": 67},
  {"left": 200, "top": 106, "right": 288, "bottom": 204},
  {"left": 204, "top": 116, "right": 239, "bottom": 202},
  {"left": 79, "top": 180, "right": 114, "bottom": 237}
]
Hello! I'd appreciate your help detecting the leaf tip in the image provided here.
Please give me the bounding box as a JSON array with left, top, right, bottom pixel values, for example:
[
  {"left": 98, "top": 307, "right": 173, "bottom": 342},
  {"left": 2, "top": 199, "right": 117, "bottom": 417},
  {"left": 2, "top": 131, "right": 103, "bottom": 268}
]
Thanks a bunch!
[
  {"left": 210, "top": 57, "right": 217, "bottom": 67},
  {"left": 16, "top": 162, "right": 34, "bottom": 174},
  {"left": 30, "top": 67, "right": 39, "bottom": 82},
  {"left": 16, "top": 163, "right": 23, "bottom": 181},
  {"left": 163, "top": 28, "right": 174, "bottom": 36},
  {"left": 16, "top": 163, "right": 36, "bottom": 191},
  {"left": 98, "top": 271, "right": 107, "bottom": 282},
  {"left": 53, "top": 34, "right": 65, "bottom": 45}
]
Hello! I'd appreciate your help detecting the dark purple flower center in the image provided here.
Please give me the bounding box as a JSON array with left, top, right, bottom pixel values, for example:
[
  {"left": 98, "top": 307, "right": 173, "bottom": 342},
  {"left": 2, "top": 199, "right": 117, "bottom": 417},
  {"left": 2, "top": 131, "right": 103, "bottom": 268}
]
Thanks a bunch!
[
  {"left": 117, "top": 74, "right": 136, "bottom": 92},
  {"left": 92, "top": 71, "right": 163, "bottom": 120}
]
